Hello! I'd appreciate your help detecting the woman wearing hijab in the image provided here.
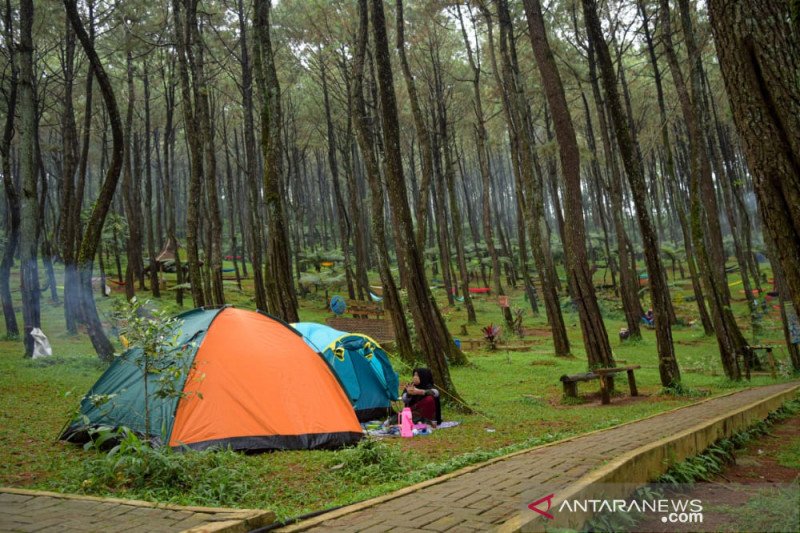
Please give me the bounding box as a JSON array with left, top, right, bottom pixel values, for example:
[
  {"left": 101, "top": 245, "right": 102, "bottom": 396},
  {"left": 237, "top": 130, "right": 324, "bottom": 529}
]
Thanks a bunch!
[{"left": 401, "top": 367, "right": 441, "bottom": 427}]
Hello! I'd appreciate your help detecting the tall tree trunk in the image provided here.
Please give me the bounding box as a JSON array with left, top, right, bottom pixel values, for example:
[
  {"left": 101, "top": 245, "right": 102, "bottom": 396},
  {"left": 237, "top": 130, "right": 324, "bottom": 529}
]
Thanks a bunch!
[
  {"left": 221, "top": 111, "right": 242, "bottom": 291},
  {"left": 637, "top": 0, "right": 713, "bottom": 334},
  {"left": 172, "top": 0, "right": 206, "bottom": 307},
  {"left": 192, "top": 21, "right": 224, "bottom": 307},
  {"left": 59, "top": 18, "right": 81, "bottom": 332},
  {"left": 661, "top": 0, "right": 747, "bottom": 379},
  {"left": 143, "top": 65, "right": 160, "bottom": 298},
  {"left": 65, "top": 0, "right": 124, "bottom": 359},
  {"left": 584, "top": 39, "right": 643, "bottom": 339},
  {"left": 491, "top": 5, "right": 569, "bottom": 352},
  {"left": 523, "top": 0, "right": 613, "bottom": 368},
  {"left": 350, "top": 1, "right": 415, "bottom": 361},
  {"left": 430, "top": 39, "right": 477, "bottom": 324},
  {"left": 0, "top": 0, "right": 20, "bottom": 338},
  {"left": 160, "top": 54, "right": 183, "bottom": 307},
  {"left": 582, "top": 0, "right": 681, "bottom": 387},
  {"left": 173, "top": 0, "right": 205, "bottom": 307},
  {"left": 395, "top": 0, "right": 434, "bottom": 254},
  {"left": 253, "top": 0, "right": 298, "bottom": 322},
  {"left": 235, "top": 0, "right": 265, "bottom": 311},
  {"left": 457, "top": 3, "right": 512, "bottom": 328},
  {"left": 708, "top": 0, "right": 800, "bottom": 317},
  {"left": 18, "top": 0, "right": 40, "bottom": 356},
  {"left": 366, "top": 0, "right": 469, "bottom": 400},
  {"left": 320, "top": 58, "right": 355, "bottom": 300},
  {"left": 121, "top": 46, "right": 138, "bottom": 301}
]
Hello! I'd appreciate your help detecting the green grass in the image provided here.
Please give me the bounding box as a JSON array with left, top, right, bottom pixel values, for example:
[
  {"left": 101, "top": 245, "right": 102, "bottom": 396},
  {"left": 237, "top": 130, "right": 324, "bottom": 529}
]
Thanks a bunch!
[
  {"left": 0, "top": 259, "right": 796, "bottom": 520},
  {"left": 777, "top": 437, "right": 800, "bottom": 469}
]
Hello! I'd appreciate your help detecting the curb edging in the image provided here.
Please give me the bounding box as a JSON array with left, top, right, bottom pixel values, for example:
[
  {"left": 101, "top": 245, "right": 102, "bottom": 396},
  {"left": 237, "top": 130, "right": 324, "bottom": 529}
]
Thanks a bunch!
[{"left": 498, "top": 383, "right": 800, "bottom": 532}]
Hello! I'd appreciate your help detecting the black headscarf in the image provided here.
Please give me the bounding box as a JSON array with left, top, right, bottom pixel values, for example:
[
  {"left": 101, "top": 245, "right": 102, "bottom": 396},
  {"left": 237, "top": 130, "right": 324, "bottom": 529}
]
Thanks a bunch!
[{"left": 413, "top": 367, "right": 435, "bottom": 389}]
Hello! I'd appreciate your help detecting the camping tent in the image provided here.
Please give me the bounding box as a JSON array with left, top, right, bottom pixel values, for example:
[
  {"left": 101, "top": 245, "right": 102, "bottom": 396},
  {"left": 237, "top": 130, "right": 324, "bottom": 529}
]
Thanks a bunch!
[
  {"left": 292, "top": 322, "right": 400, "bottom": 422},
  {"left": 61, "top": 307, "right": 362, "bottom": 451}
]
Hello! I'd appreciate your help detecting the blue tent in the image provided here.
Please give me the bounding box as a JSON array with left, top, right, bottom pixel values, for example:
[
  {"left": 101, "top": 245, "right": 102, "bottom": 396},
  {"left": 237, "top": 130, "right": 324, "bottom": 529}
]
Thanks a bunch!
[{"left": 292, "top": 322, "right": 400, "bottom": 422}]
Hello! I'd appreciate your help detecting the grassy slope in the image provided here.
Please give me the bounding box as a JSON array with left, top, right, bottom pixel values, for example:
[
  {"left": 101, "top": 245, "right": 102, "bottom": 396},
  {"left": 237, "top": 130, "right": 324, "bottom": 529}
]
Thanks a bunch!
[{"left": 0, "top": 259, "right": 795, "bottom": 519}]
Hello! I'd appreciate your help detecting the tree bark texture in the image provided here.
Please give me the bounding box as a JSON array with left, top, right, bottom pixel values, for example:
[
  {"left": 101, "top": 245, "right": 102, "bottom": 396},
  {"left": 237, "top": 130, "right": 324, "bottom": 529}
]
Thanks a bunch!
[
  {"left": 253, "top": 0, "right": 299, "bottom": 323},
  {"left": 708, "top": 0, "right": 800, "bottom": 318},
  {"left": 582, "top": 0, "right": 681, "bottom": 387}
]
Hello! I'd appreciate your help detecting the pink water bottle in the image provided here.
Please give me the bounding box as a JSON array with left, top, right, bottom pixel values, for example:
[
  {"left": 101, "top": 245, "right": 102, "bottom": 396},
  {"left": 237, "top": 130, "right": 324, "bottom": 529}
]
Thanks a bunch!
[{"left": 400, "top": 407, "right": 414, "bottom": 438}]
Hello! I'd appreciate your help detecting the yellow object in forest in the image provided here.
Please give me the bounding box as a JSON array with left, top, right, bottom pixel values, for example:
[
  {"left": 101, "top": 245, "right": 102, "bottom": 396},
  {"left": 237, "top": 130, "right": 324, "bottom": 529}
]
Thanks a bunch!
[{"left": 120, "top": 335, "right": 130, "bottom": 349}]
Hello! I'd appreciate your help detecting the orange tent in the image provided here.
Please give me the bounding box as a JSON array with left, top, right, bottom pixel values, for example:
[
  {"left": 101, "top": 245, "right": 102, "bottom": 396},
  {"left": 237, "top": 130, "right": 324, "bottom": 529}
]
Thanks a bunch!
[{"left": 63, "top": 307, "right": 363, "bottom": 452}]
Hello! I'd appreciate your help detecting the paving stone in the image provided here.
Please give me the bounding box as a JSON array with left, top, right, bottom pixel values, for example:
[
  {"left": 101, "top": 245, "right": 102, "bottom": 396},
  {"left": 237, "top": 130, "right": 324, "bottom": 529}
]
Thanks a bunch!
[
  {"left": 0, "top": 493, "right": 35, "bottom": 504},
  {"left": 2, "top": 383, "right": 794, "bottom": 533},
  {"left": 422, "top": 514, "right": 464, "bottom": 532},
  {"left": 283, "top": 383, "right": 797, "bottom": 532}
]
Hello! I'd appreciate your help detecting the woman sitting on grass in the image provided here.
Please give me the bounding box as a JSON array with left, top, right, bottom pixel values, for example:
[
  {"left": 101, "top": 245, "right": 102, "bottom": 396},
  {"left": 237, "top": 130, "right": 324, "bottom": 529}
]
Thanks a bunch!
[{"left": 402, "top": 367, "right": 442, "bottom": 427}]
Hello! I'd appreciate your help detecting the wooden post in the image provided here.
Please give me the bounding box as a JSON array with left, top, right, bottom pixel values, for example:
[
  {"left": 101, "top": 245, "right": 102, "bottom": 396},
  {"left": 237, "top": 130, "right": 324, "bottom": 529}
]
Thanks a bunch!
[
  {"left": 767, "top": 347, "right": 777, "bottom": 379},
  {"left": 627, "top": 368, "right": 639, "bottom": 396},
  {"left": 600, "top": 375, "right": 610, "bottom": 405},
  {"left": 562, "top": 380, "right": 578, "bottom": 398}
]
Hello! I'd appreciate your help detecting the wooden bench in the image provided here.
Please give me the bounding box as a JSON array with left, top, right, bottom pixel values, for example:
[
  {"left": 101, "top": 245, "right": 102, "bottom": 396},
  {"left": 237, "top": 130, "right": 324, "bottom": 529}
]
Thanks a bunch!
[
  {"left": 325, "top": 316, "right": 395, "bottom": 343},
  {"left": 560, "top": 365, "right": 641, "bottom": 405},
  {"left": 345, "top": 300, "right": 384, "bottom": 319},
  {"left": 747, "top": 345, "right": 779, "bottom": 378}
]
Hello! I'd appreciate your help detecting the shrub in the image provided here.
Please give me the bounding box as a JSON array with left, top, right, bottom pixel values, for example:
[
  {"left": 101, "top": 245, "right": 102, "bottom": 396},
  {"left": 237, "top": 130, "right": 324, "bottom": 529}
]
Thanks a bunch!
[{"left": 76, "top": 427, "right": 250, "bottom": 507}]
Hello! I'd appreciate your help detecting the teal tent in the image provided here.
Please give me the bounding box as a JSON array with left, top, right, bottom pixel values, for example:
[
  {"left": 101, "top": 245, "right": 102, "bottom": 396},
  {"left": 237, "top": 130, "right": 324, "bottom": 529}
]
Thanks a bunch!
[
  {"left": 292, "top": 322, "right": 400, "bottom": 421},
  {"left": 61, "top": 308, "right": 363, "bottom": 451}
]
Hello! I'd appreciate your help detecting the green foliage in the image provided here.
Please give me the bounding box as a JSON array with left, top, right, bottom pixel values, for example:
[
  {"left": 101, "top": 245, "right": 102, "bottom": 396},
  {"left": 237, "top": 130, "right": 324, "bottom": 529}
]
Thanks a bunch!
[
  {"left": 75, "top": 427, "right": 250, "bottom": 507},
  {"left": 326, "top": 438, "right": 411, "bottom": 484},
  {"left": 112, "top": 298, "right": 189, "bottom": 437},
  {"left": 717, "top": 484, "right": 800, "bottom": 533}
]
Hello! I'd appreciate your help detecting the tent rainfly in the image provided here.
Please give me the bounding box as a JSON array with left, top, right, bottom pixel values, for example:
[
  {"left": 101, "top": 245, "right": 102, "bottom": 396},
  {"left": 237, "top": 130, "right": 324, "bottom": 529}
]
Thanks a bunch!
[
  {"left": 292, "top": 322, "right": 400, "bottom": 422},
  {"left": 61, "top": 307, "right": 363, "bottom": 451}
]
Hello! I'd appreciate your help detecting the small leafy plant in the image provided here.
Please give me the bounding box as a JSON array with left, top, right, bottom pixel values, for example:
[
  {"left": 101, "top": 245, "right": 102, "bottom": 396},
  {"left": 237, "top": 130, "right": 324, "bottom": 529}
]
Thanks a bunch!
[
  {"left": 76, "top": 426, "right": 249, "bottom": 507},
  {"left": 113, "top": 298, "right": 188, "bottom": 440},
  {"left": 482, "top": 323, "right": 501, "bottom": 350}
]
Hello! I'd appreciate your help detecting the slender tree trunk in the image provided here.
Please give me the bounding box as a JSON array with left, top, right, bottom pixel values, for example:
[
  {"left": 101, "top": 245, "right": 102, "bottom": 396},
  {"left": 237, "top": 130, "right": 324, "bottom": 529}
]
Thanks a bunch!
[
  {"left": 582, "top": 0, "right": 681, "bottom": 387},
  {"left": 221, "top": 111, "right": 242, "bottom": 291},
  {"left": 121, "top": 46, "right": 138, "bottom": 301},
  {"left": 235, "top": 0, "right": 265, "bottom": 310},
  {"left": 320, "top": 59, "right": 355, "bottom": 300},
  {"left": 430, "top": 40, "right": 477, "bottom": 324},
  {"left": 192, "top": 21, "right": 224, "bottom": 307},
  {"left": 65, "top": 0, "right": 124, "bottom": 359},
  {"left": 18, "top": 0, "right": 40, "bottom": 356},
  {"left": 173, "top": 0, "right": 205, "bottom": 307},
  {"left": 0, "top": 0, "right": 20, "bottom": 338},
  {"left": 523, "top": 0, "right": 613, "bottom": 368},
  {"left": 253, "top": 0, "right": 298, "bottom": 322},
  {"left": 350, "top": 1, "right": 415, "bottom": 362},
  {"left": 661, "top": 0, "right": 747, "bottom": 378},
  {"left": 637, "top": 0, "right": 713, "bottom": 334},
  {"left": 366, "top": 0, "right": 470, "bottom": 400},
  {"left": 395, "top": 0, "right": 434, "bottom": 254},
  {"left": 457, "top": 3, "right": 512, "bottom": 328},
  {"left": 143, "top": 65, "right": 160, "bottom": 298},
  {"left": 59, "top": 19, "right": 81, "bottom": 332}
]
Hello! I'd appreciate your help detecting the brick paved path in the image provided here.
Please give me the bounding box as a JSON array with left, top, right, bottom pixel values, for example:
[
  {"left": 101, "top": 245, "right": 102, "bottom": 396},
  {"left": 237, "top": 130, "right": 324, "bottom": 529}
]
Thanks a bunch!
[
  {"left": 280, "top": 382, "right": 799, "bottom": 532},
  {"left": 1, "top": 383, "right": 795, "bottom": 533},
  {"left": 0, "top": 489, "right": 272, "bottom": 533}
]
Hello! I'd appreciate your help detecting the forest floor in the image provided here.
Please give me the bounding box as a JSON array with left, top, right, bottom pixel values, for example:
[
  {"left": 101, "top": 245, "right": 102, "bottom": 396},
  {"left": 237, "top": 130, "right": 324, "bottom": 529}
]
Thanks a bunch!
[
  {"left": 634, "top": 412, "right": 799, "bottom": 533},
  {"left": 0, "top": 260, "right": 796, "bottom": 520}
]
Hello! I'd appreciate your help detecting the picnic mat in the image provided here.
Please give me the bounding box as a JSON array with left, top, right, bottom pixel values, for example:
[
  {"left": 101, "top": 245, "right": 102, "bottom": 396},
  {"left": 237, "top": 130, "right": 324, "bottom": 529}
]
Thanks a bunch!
[{"left": 362, "top": 420, "right": 461, "bottom": 437}]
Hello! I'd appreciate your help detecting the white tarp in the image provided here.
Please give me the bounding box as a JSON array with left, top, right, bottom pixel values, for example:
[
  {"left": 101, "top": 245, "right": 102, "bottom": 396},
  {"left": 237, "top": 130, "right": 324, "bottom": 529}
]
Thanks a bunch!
[{"left": 31, "top": 328, "right": 53, "bottom": 358}]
